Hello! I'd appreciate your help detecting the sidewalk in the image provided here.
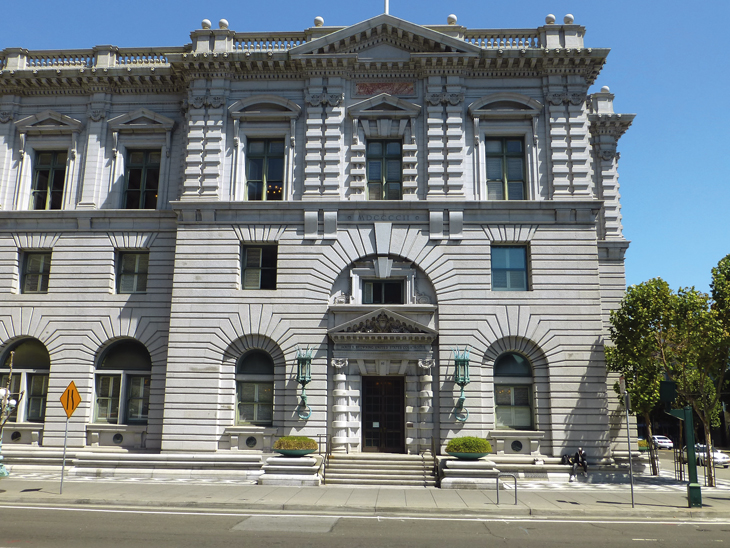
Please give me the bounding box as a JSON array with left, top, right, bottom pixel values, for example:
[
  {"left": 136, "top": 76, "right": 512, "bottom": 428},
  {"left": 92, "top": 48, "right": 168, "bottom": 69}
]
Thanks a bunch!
[{"left": 1, "top": 475, "right": 729, "bottom": 520}]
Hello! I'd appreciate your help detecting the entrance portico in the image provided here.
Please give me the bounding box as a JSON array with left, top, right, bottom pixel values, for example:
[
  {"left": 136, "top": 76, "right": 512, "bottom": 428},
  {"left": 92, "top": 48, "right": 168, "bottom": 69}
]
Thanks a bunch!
[{"left": 328, "top": 308, "right": 437, "bottom": 454}]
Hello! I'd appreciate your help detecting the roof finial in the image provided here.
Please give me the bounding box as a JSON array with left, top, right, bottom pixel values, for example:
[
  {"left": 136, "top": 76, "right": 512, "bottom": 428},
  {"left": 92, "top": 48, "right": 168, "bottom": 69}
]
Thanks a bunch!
[{"left": 385, "top": 0, "right": 389, "bottom": 15}]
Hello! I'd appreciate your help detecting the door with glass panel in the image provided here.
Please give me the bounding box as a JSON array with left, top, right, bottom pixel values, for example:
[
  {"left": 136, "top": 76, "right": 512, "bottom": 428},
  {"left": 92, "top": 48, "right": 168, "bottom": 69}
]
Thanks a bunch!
[{"left": 362, "top": 376, "right": 405, "bottom": 453}]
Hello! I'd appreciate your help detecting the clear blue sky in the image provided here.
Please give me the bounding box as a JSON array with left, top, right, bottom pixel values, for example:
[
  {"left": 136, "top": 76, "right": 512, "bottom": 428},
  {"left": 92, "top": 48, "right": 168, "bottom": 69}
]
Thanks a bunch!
[{"left": 3, "top": 0, "right": 728, "bottom": 293}]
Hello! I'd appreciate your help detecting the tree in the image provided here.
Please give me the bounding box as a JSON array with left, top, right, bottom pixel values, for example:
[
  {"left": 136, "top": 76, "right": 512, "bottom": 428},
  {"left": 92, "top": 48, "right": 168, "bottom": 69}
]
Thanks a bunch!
[{"left": 606, "top": 278, "right": 674, "bottom": 475}]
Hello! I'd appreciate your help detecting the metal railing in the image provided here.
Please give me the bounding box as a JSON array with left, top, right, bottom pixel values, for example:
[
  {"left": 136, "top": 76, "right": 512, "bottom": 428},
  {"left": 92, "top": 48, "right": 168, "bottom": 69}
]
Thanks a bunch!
[{"left": 496, "top": 473, "right": 518, "bottom": 505}]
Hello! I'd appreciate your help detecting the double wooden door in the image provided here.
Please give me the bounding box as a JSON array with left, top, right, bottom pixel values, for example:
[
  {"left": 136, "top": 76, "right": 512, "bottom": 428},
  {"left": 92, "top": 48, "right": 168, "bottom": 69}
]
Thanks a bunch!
[{"left": 362, "top": 376, "right": 405, "bottom": 453}]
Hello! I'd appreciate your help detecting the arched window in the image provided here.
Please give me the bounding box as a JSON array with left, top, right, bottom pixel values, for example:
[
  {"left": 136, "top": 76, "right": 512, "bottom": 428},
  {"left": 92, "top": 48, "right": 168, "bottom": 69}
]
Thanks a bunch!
[
  {"left": 493, "top": 352, "right": 533, "bottom": 430},
  {"left": 236, "top": 350, "right": 274, "bottom": 426},
  {"left": 1, "top": 338, "right": 50, "bottom": 423},
  {"left": 95, "top": 339, "right": 151, "bottom": 425}
]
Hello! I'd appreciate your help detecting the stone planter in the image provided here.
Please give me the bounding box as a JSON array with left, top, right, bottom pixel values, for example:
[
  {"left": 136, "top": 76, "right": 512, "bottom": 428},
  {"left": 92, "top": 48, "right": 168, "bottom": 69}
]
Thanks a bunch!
[
  {"left": 273, "top": 449, "right": 316, "bottom": 457},
  {"left": 446, "top": 451, "right": 489, "bottom": 460}
]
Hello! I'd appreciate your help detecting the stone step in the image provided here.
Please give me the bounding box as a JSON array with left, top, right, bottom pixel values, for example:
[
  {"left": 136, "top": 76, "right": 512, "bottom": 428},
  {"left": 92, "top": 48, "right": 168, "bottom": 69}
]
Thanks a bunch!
[
  {"left": 325, "top": 477, "right": 436, "bottom": 486},
  {"left": 324, "top": 453, "right": 436, "bottom": 486}
]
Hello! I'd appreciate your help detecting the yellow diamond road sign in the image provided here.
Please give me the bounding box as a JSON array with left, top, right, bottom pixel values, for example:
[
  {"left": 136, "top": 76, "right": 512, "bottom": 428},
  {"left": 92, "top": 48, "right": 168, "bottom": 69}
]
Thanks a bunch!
[{"left": 60, "top": 381, "right": 81, "bottom": 419}]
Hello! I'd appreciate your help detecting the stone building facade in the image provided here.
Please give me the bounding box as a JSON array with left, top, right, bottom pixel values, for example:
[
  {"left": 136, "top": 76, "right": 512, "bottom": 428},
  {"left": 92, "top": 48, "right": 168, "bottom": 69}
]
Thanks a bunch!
[{"left": 0, "top": 13, "right": 634, "bottom": 462}]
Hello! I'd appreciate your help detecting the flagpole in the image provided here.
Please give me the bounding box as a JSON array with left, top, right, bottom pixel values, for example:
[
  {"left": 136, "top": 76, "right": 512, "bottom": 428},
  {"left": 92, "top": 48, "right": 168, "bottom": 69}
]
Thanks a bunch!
[{"left": 385, "top": 0, "right": 389, "bottom": 15}]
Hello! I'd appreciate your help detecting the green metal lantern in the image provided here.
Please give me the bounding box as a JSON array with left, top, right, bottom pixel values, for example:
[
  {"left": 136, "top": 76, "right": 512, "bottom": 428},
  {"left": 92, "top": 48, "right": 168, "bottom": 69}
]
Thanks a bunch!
[
  {"left": 295, "top": 347, "right": 313, "bottom": 419},
  {"left": 452, "top": 347, "right": 470, "bottom": 422}
]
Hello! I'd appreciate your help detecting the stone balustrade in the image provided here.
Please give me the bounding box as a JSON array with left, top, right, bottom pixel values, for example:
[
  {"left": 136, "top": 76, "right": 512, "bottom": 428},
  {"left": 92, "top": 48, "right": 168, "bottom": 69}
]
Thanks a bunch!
[
  {"left": 0, "top": 46, "right": 188, "bottom": 71},
  {"left": 463, "top": 29, "right": 542, "bottom": 49},
  {"left": 234, "top": 32, "right": 308, "bottom": 52}
]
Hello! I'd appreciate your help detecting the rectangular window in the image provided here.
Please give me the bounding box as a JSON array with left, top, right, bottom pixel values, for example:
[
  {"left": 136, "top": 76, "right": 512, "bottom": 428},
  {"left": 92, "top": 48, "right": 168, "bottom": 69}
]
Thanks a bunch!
[
  {"left": 125, "top": 375, "right": 150, "bottom": 424},
  {"left": 0, "top": 374, "right": 21, "bottom": 422},
  {"left": 246, "top": 139, "right": 284, "bottom": 201},
  {"left": 491, "top": 246, "right": 528, "bottom": 291},
  {"left": 124, "top": 150, "right": 160, "bottom": 209},
  {"left": 26, "top": 373, "right": 49, "bottom": 422},
  {"left": 21, "top": 252, "right": 52, "bottom": 294},
  {"left": 242, "top": 246, "right": 277, "bottom": 290},
  {"left": 95, "top": 375, "right": 121, "bottom": 424},
  {"left": 485, "top": 138, "right": 525, "bottom": 200},
  {"left": 367, "top": 140, "right": 402, "bottom": 200},
  {"left": 363, "top": 280, "right": 404, "bottom": 304},
  {"left": 117, "top": 252, "right": 149, "bottom": 294},
  {"left": 495, "top": 385, "right": 532, "bottom": 429},
  {"left": 236, "top": 381, "right": 273, "bottom": 425},
  {"left": 31, "top": 151, "right": 67, "bottom": 210}
]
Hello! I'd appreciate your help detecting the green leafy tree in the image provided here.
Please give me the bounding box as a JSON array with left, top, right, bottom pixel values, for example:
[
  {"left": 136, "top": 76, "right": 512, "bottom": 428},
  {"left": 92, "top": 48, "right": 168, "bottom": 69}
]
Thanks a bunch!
[{"left": 606, "top": 279, "right": 673, "bottom": 475}]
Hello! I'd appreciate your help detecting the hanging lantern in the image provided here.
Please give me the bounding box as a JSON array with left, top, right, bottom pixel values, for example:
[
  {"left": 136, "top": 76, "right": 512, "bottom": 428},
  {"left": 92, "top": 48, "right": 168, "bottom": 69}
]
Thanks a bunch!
[
  {"left": 452, "top": 347, "right": 471, "bottom": 422},
  {"left": 295, "top": 347, "right": 313, "bottom": 419}
]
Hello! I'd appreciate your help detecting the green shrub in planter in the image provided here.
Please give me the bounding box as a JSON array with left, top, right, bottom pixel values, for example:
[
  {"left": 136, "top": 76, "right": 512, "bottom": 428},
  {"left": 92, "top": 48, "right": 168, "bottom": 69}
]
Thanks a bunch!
[
  {"left": 638, "top": 439, "right": 650, "bottom": 452},
  {"left": 273, "top": 436, "right": 318, "bottom": 451},
  {"left": 445, "top": 437, "right": 492, "bottom": 454}
]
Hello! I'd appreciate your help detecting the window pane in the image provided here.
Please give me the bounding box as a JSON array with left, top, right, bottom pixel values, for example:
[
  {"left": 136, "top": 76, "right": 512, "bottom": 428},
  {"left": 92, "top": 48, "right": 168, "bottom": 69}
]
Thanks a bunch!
[
  {"left": 248, "top": 140, "right": 265, "bottom": 155},
  {"left": 383, "top": 281, "right": 403, "bottom": 304},
  {"left": 243, "top": 268, "right": 261, "bottom": 289},
  {"left": 257, "top": 384, "right": 274, "bottom": 403},
  {"left": 506, "top": 139, "right": 523, "bottom": 154},
  {"left": 507, "top": 158, "right": 523, "bottom": 181},
  {"left": 495, "top": 386, "right": 512, "bottom": 406},
  {"left": 507, "top": 182, "right": 524, "bottom": 200},
  {"left": 368, "top": 183, "right": 383, "bottom": 201},
  {"left": 119, "top": 274, "right": 136, "bottom": 293},
  {"left": 245, "top": 248, "right": 262, "bottom": 268},
  {"left": 385, "top": 160, "right": 401, "bottom": 182},
  {"left": 267, "top": 158, "right": 284, "bottom": 182},
  {"left": 247, "top": 181, "right": 263, "bottom": 201},
  {"left": 266, "top": 182, "right": 283, "bottom": 201},
  {"left": 56, "top": 151, "right": 67, "bottom": 165},
  {"left": 145, "top": 168, "right": 160, "bottom": 190},
  {"left": 238, "top": 403, "right": 255, "bottom": 422},
  {"left": 256, "top": 403, "right": 273, "bottom": 422},
  {"left": 492, "top": 270, "right": 508, "bottom": 289},
  {"left": 129, "top": 151, "right": 145, "bottom": 164},
  {"left": 385, "top": 142, "right": 401, "bottom": 155},
  {"left": 364, "top": 282, "right": 373, "bottom": 303},
  {"left": 125, "top": 191, "right": 140, "bottom": 209},
  {"left": 127, "top": 169, "right": 142, "bottom": 190},
  {"left": 247, "top": 158, "right": 263, "bottom": 181},
  {"left": 508, "top": 270, "right": 527, "bottom": 290},
  {"left": 385, "top": 182, "right": 401, "bottom": 201},
  {"left": 367, "top": 160, "right": 382, "bottom": 182},
  {"left": 35, "top": 170, "right": 50, "bottom": 191},
  {"left": 486, "top": 158, "right": 503, "bottom": 180},
  {"left": 485, "top": 140, "right": 502, "bottom": 154},
  {"left": 38, "top": 152, "right": 53, "bottom": 165},
  {"left": 260, "top": 247, "right": 277, "bottom": 268},
  {"left": 491, "top": 247, "right": 507, "bottom": 269},
  {"left": 513, "top": 386, "right": 530, "bottom": 406},
  {"left": 148, "top": 151, "right": 162, "bottom": 164},
  {"left": 487, "top": 182, "right": 504, "bottom": 201},
  {"left": 268, "top": 140, "right": 285, "bottom": 155},
  {"left": 512, "top": 407, "right": 532, "bottom": 428},
  {"left": 143, "top": 190, "right": 158, "bottom": 209},
  {"left": 49, "top": 190, "right": 63, "bottom": 210},
  {"left": 367, "top": 142, "right": 382, "bottom": 156},
  {"left": 507, "top": 247, "right": 526, "bottom": 269}
]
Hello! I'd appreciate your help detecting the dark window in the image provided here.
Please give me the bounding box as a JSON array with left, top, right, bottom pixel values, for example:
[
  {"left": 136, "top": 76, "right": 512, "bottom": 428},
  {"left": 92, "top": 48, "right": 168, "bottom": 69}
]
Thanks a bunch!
[
  {"left": 95, "top": 339, "right": 152, "bottom": 425},
  {"left": 124, "top": 150, "right": 160, "bottom": 210},
  {"left": 494, "top": 352, "right": 533, "bottom": 430},
  {"left": 367, "top": 141, "right": 402, "bottom": 200},
  {"left": 1, "top": 338, "right": 51, "bottom": 423},
  {"left": 236, "top": 350, "right": 274, "bottom": 426},
  {"left": 22, "top": 252, "right": 51, "bottom": 294},
  {"left": 491, "top": 246, "right": 528, "bottom": 291},
  {"left": 117, "top": 252, "right": 149, "bottom": 294},
  {"left": 31, "top": 151, "right": 67, "bottom": 210},
  {"left": 242, "top": 246, "right": 277, "bottom": 290},
  {"left": 485, "top": 138, "right": 525, "bottom": 200},
  {"left": 363, "top": 280, "right": 404, "bottom": 304},
  {"left": 246, "top": 139, "right": 284, "bottom": 201}
]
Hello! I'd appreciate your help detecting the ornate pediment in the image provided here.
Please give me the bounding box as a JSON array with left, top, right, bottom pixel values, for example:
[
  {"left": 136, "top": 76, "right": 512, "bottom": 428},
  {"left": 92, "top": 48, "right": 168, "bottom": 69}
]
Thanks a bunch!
[
  {"left": 108, "top": 108, "right": 175, "bottom": 133},
  {"left": 290, "top": 14, "right": 481, "bottom": 59},
  {"left": 468, "top": 93, "right": 543, "bottom": 120},
  {"left": 229, "top": 95, "right": 301, "bottom": 122},
  {"left": 329, "top": 308, "right": 436, "bottom": 345},
  {"left": 348, "top": 93, "right": 421, "bottom": 119},
  {"left": 15, "top": 109, "right": 83, "bottom": 135}
]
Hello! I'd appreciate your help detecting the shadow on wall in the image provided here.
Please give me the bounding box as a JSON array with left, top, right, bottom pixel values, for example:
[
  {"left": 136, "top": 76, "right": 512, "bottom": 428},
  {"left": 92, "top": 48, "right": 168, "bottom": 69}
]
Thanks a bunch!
[{"left": 561, "top": 337, "right": 611, "bottom": 461}]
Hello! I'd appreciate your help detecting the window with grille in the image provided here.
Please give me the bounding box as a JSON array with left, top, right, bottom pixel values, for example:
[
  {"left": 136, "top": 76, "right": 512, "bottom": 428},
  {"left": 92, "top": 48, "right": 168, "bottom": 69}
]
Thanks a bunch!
[
  {"left": 117, "top": 252, "right": 149, "bottom": 294},
  {"left": 242, "top": 246, "right": 277, "bottom": 290},
  {"left": 494, "top": 352, "right": 533, "bottom": 430},
  {"left": 31, "top": 151, "right": 67, "bottom": 210},
  {"left": 124, "top": 150, "right": 160, "bottom": 209},
  {"left": 246, "top": 139, "right": 285, "bottom": 201},
  {"left": 21, "top": 252, "right": 51, "bottom": 294},
  {"left": 95, "top": 339, "right": 152, "bottom": 425},
  {"left": 367, "top": 141, "right": 402, "bottom": 200},
  {"left": 485, "top": 138, "right": 525, "bottom": 200},
  {"left": 491, "top": 246, "right": 528, "bottom": 291},
  {"left": 236, "top": 350, "right": 274, "bottom": 426}
]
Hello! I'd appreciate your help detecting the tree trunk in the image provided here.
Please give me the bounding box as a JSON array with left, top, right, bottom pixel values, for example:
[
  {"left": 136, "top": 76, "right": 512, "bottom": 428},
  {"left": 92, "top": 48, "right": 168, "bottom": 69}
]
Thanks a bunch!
[
  {"left": 702, "top": 418, "right": 716, "bottom": 487},
  {"left": 644, "top": 411, "right": 658, "bottom": 475}
]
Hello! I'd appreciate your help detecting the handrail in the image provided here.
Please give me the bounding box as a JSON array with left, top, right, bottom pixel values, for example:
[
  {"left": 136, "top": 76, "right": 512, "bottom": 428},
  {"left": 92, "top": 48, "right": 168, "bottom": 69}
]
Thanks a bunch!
[
  {"left": 496, "top": 473, "right": 518, "bottom": 505},
  {"left": 431, "top": 436, "right": 440, "bottom": 487}
]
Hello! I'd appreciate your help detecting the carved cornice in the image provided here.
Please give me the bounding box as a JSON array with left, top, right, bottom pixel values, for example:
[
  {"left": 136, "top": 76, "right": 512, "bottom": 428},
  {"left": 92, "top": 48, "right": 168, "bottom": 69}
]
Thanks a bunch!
[
  {"left": 0, "top": 110, "right": 13, "bottom": 123},
  {"left": 426, "top": 92, "right": 464, "bottom": 106},
  {"left": 306, "top": 92, "right": 344, "bottom": 107}
]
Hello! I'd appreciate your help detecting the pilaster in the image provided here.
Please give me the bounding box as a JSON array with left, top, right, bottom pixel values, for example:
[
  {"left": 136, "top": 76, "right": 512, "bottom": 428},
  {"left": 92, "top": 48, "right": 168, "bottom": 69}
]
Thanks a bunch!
[
  {"left": 426, "top": 77, "right": 446, "bottom": 198},
  {"left": 0, "top": 99, "right": 18, "bottom": 210},
  {"left": 546, "top": 88, "right": 570, "bottom": 198},
  {"left": 303, "top": 81, "right": 325, "bottom": 199},
  {"left": 322, "top": 80, "right": 344, "bottom": 198},
  {"left": 444, "top": 77, "right": 465, "bottom": 197},
  {"left": 77, "top": 94, "right": 110, "bottom": 209}
]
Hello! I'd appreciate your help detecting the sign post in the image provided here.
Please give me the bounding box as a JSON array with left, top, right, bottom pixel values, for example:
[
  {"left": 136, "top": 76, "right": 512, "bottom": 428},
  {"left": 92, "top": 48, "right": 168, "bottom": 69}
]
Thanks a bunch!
[
  {"left": 59, "top": 381, "right": 81, "bottom": 494},
  {"left": 619, "top": 376, "right": 635, "bottom": 508}
]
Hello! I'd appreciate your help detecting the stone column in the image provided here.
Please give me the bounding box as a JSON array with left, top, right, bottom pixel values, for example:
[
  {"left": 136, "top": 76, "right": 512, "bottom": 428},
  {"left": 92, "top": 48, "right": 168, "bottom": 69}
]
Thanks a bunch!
[
  {"left": 303, "top": 82, "right": 324, "bottom": 199},
  {"left": 331, "top": 358, "right": 349, "bottom": 453},
  {"left": 418, "top": 358, "right": 435, "bottom": 454}
]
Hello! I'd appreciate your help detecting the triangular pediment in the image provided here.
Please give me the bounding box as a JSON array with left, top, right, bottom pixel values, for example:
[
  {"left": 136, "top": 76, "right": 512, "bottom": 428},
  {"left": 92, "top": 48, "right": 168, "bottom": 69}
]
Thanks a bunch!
[
  {"left": 15, "top": 110, "right": 83, "bottom": 134},
  {"left": 108, "top": 108, "right": 175, "bottom": 132},
  {"left": 349, "top": 94, "right": 421, "bottom": 119},
  {"left": 290, "top": 14, "right": 482, "bottom": 58},
  {"left": 329, "top": 308, "right": 437, "bottom": 345}
]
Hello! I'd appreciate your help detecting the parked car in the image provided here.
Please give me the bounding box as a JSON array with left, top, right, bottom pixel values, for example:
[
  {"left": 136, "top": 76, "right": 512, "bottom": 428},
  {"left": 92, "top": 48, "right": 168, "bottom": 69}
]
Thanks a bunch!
[
  {"left": 652, "top": 435, "right": 674, "bottom": 450},
  {"left": 681, "top": 445, "right": 730, "bottom": 468}
]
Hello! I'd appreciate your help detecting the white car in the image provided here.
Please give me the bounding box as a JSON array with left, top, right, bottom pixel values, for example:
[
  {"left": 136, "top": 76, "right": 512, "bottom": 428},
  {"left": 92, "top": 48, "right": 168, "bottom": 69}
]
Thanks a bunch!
[
  {"left": 682, "top": 445, "right": 730, "bottom": 468},
  {"left": 652, "top": 435, "right": 674, "bottom": 450}
]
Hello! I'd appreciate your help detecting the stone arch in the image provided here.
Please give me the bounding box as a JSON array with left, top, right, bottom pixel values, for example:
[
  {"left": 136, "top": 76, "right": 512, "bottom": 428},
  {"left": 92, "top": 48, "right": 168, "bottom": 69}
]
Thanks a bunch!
[
  {"left": 1, "top": 336, "right": 51, "bottom": 369},
  {"left": 468, "top": 92, "right": 543, "bottom": 117},
  {"left": 228, "top": 95, "right": 302, "bottom": 119}
]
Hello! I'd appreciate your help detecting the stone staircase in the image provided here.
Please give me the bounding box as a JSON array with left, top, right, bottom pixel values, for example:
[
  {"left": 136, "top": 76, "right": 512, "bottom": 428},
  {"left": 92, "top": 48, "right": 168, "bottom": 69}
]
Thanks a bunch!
[{"left": 324, "top": 453, "right": 437, "bottom": 487}]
